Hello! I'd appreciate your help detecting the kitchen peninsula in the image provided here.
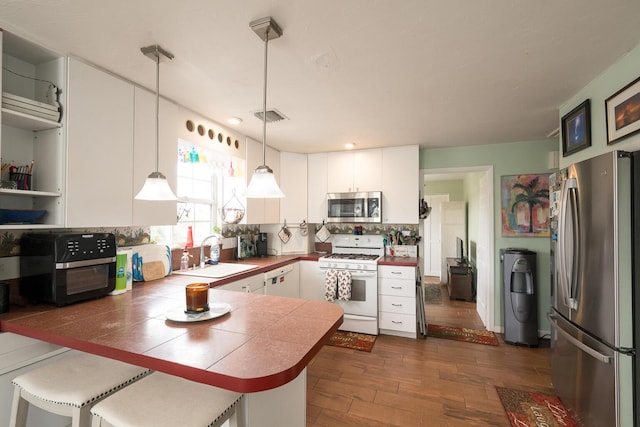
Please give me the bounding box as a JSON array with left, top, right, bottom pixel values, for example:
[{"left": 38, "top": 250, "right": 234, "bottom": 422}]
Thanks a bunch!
[{"left": 0, "top": 274, "right": 343, "bottom": 426}]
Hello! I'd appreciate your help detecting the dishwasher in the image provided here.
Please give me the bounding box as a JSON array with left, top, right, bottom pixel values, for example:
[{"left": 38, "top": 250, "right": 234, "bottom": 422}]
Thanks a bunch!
[
  {"left": 0, "top": 332, "right": 75, "bottom": 426},
  {"left": 263, "top": 263, "right": 299, "bottom": 298}
]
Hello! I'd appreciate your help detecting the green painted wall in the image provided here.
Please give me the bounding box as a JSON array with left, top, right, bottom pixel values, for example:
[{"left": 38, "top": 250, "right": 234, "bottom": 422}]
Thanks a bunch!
[
  {"left": 420, "top": 139, "right": 558, "bottom": 332},
  {"left": 425, "top": 180, "right": 464, "bottom": 201},
  {"left": 559, "top": 40, "right": 640, "bottom": 166}
]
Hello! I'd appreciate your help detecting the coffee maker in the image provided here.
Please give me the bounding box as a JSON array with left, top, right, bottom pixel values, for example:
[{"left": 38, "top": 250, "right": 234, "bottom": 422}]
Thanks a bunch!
[{"left": 256, "top": 233, "right": 268, "bottom": 257}]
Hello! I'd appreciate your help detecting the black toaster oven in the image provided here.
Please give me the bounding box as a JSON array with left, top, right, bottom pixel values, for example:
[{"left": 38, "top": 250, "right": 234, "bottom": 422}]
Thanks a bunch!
[{"left": 20, "top": 232, "right": 116, "bottom": 306}]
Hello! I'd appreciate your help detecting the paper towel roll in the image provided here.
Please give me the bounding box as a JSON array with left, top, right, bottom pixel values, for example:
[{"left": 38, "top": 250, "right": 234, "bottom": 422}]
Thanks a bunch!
[
  {"left": 110, "top": 252, "right": 128, "bottom": 295},
  {"left": 119, "top": 248, "right": 134, "bottom": 291}
]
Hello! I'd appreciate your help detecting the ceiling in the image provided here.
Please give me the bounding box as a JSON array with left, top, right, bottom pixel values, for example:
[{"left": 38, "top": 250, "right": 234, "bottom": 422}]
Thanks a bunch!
[{"left": 2, "top": 1, "right": 640, "bottom": 154}]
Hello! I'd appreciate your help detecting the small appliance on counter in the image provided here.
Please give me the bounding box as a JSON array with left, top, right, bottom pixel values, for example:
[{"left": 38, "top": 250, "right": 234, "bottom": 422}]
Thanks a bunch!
[
  {"left": 237, "top": 234, "right": 256, "bottom": 259},
  {"left": 19, "top": 232, "right": 116, "bottom": 306},
  {"left": 256, "top": 232, "right": 268, "bottom": 257}
]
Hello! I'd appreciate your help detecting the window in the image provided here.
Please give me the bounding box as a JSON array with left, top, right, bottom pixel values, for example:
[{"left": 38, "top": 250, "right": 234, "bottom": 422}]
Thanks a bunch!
[{"left": 151, "top": 139, "right": 245, "bottom": 247}]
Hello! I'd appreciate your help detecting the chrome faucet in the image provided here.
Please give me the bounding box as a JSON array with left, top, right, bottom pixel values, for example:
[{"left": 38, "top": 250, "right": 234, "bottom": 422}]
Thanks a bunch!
[{"left": 199, "top": 234, "right": 220, "bottom": 268}]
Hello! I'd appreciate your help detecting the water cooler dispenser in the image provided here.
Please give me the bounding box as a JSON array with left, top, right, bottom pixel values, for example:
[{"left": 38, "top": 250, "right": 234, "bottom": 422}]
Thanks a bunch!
[{"left": 501, "top": 248, "right": 538, "bottom": 347}]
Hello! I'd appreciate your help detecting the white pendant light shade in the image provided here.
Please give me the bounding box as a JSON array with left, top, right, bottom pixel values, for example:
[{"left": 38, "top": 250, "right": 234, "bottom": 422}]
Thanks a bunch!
[
  {"left": 135, "top": 44, "right": 177, "bottom": 201},
  {"left": 246, "top": 16, "right": 285, "bottom": 199},
  {"left": 135, "top": 171, "right": 177, "bottom": 200},
  {"left": 245, "top": 165, "right": 285, "bottom": 198}
]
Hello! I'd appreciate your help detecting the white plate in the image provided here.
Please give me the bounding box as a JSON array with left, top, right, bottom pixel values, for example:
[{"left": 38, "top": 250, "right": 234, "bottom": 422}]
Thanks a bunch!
[{"left": 165, "top": 302, "right": 231, "bottom": 323}]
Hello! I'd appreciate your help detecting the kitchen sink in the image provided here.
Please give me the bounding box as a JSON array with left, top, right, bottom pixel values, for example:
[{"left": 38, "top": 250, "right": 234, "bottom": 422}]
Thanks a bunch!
[{"left": 173, "top": 263, "right": 259, "bottom": 278}]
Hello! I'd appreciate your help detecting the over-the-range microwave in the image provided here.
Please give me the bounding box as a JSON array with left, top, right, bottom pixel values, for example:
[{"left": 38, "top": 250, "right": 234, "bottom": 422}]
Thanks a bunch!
[{"left": 327, "top": 191, "right": 382, "bottom": 223}]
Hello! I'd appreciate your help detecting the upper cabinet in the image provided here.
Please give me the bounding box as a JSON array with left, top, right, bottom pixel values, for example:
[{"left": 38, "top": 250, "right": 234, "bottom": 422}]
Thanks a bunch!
[
  {"left": 280, "top": 152, "right": 307, "bottom": 224},
  {"left": 66, "top": 57, "right": 134, "bottom": 227},
  {"left": 0, "top": 30, "right": 66, "bottom": 229},
  {"left": 327, "top": 149, "right": 382, "bottom": 193},
  {"left": 245, "top": 137, "right": 280, "bottom": 224},
  {"left": 382, "top": 145, "right": 419, "bottom": 224},
  {"left": 307, "top": 153, "right": 328, "bottom": 224}
]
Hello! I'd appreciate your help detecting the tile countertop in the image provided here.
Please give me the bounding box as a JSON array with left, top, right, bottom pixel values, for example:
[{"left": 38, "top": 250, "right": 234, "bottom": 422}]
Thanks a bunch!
[{"left": 0, "top": 273, "right": 343, "bottom": 393}]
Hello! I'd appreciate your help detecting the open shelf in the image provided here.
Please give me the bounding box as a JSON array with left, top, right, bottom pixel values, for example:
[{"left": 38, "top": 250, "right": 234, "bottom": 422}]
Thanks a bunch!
[
  {"left": 0, "top": 188, "right": 61, "bottom": 197},
  {"left": 1, "top": 107, "right": 62, "bottom": 131}
]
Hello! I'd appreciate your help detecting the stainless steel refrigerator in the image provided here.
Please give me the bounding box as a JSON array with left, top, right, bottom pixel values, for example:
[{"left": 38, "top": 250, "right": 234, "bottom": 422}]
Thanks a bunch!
[{"left": 549, "top": 150, "right": 639, "bottom": 426}]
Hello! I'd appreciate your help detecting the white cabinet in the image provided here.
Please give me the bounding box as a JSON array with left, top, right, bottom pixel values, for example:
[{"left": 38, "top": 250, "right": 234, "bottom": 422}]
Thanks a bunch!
[
  {"left": 66, "top": 57, "right": 134, "bottom": 227},
  {"left": 307, "top": 153, "right": 328, "bottom": 224},
  {"left": 245, "top": 137, "right": 280, "bottom": 224},
  {"left": 219, "top": 273, "right": 264, "bottom": 293},
  {"left": 299, "top": 260, "right": 325, "bottom": 301},
  {"left": 0, "top": 31, "right": 66, "bottom": 229},
  {"left": 279, "top": 152, "right": 307, "bottom": 224},
  {"left": 132, "top": 87, "right": 178, "bottom": 226},
  {"left": 378, "top": 265, "right": 417, "bottom": 338},
  {"left": 327, "top": 149, "right": 382, "bottom": 193},
  {"left": 382, "top": 145, "right": 419, "bottom": 224}
]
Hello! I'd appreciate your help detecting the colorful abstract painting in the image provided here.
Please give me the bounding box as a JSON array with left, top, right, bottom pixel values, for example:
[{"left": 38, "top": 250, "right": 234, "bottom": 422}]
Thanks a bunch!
[{"left": 501, "top": 174, "right": 550, "bottom": 237}]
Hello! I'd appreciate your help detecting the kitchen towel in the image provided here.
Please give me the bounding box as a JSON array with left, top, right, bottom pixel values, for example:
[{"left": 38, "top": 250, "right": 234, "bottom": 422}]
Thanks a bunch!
[
  {"left": 324, "top": 269, "right": 338, "bottom": 302},
  {"left": 337, "top": 270, "right": 352, "bottom": 301}
]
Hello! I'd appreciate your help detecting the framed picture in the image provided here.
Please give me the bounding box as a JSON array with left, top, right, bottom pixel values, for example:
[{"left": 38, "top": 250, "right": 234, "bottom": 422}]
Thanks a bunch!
[
  {"left": 606, "top": 75, "right": 640, "bottom": 145},
  {"left": 500, "top": 174, "right": 550, "bottom": 237},
  {"left": 561, "top": 99, "right": 591, "bottom": 156}
]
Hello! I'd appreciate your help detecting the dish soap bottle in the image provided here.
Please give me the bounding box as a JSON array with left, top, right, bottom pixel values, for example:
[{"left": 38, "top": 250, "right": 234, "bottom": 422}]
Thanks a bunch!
[
  {"left": 180, "top": 249, "right": 190, "bottom": 270},
  {"left": 210, "top": 236, "right": 220, "bottom": 265}
]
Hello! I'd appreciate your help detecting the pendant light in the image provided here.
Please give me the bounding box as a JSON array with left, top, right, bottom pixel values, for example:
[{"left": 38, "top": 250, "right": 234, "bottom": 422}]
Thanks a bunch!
[
  {"left": 135, "top": 44, "right": 177, "bottom": 201},
  {"left": 245, "top": 16, "right": 285, "bottom": 198}
]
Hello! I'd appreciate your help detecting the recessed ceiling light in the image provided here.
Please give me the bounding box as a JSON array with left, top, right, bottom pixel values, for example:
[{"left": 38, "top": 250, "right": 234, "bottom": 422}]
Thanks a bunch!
[
  {"left": 345, "top": 143, "right": 355, "bottom": 149},
  {"left": 227, "top": 117, "right": 242, "bottom": 125}
]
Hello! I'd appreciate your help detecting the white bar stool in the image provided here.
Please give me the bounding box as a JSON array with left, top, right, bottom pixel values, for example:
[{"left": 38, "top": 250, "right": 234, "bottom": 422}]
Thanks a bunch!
[
  {"left": 9, "top": 352, "right": 151, "bottom": 427},
  {"left": 90, "top": 372, "right": 245, "bottom": 427}
]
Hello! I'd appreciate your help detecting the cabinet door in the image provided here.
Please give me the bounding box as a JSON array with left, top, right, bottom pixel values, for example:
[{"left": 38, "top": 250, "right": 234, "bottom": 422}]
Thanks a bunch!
[
  {"left": 326, "top": 152, "right": 354, "bottom": 192},
  {"left": 279, "top": 152, "right": 307, "bottom": 223},
  {"left": 299, "top": 260, "right": 325, "bottom": 301},
  {"left": 382, "top": 145, "right": 419, "bottom": 224},
  {"left": 307, "top": 153, "right": 328, "bottom": 224},
  {"left": 132, "top": 87, "right": 178, "bottom": 226},
  {"left": 354, "top": 148, "right": 382, "bottom": 192},
  {"left": 66, "top": 58, "right": 134, "bottom": 227}
]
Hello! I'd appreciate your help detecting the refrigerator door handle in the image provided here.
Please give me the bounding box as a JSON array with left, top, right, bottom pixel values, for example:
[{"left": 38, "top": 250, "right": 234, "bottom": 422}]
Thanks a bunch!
[
  {"left": 550, "top": 316, "right": 612, "bottom": 364},
  {"left": 559, "top": 177, "right": 580, "bottom": 311}
]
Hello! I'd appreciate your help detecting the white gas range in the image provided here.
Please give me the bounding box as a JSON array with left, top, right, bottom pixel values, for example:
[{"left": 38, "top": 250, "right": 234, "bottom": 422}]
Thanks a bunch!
[{"left": 318, "top": 234, "right": 384, "bottom": 335}]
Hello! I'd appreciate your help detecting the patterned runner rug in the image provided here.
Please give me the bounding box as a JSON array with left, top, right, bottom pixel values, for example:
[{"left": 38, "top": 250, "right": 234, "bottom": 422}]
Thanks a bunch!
[
  {"left": 427, "top": 323, "right": 499, "bottom": 346},
  {"left": 326, "top": 331, "right": 376, "bottom": 352},
  {"left": 496, "top": 386, "right": 578, "bottom": 427}
]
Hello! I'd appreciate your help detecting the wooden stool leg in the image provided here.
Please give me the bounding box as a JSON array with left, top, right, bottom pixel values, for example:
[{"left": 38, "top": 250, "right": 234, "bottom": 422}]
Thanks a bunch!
[{"left": 9, "top": 385, "right": 29, "bottom": 427}]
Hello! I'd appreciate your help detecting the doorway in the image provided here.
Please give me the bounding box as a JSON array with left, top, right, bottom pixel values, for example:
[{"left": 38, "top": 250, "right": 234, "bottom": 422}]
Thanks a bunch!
[{"left": 420, "top": 166, "right": 495, "bottom": 332}]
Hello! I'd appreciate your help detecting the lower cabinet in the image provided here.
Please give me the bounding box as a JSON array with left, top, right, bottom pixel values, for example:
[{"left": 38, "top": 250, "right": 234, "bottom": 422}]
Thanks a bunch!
[
  {"left": 378, "top": 265, "right": 417, "bottom": 338},
  {"left": 299, "top": 260, "right": 325, "bottom": 301}
]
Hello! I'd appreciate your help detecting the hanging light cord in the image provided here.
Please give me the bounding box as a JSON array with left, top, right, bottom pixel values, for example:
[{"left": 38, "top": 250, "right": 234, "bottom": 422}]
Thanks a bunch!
[
  {"left": 261, "top": 27, "right": 270, "bottom": 167},
  {"left": 2, "top": 66, "right": 58, "bottom": 89},
  {"left": 154, "top": 46, "right": 160, "bottom": 173}
]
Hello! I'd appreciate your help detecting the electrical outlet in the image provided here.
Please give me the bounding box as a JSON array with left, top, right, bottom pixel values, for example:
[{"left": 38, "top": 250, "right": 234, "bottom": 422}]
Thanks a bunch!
[{"left": 0, "top": 257, "right": 19, "bottom": 280}]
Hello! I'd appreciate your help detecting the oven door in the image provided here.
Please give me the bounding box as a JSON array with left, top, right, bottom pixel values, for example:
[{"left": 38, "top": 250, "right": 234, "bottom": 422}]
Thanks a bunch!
[
  {"left": 320, "top": 267, "right": 377, "bottom": 315},
  {"left": 53, "top": 258, "right": 116, "bottom": 305}
]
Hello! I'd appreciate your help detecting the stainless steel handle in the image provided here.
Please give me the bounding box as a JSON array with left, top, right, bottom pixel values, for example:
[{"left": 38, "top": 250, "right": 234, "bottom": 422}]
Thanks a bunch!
[
  {"left": 549, "top": 316, "right": 611, "bottom": 364},
  {"left": 55, "top": 257, "right": 116, "bottom": 269},
  {"left": 392, "top": 320, "right": 403, "bottom": 324},
  {"left": 391, "top": 286, "right": 403, "bottom": 289},
  {"left": 392, "top": 303, "right": 403, "bottom": 307},
  {"left": 558, "top": 178, "right": 579, "bottom": 310}
]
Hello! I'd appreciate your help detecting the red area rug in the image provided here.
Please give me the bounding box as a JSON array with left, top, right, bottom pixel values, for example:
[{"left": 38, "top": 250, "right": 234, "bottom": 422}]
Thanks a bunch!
[
  {"left": 496, "top": 386, "right": 578, "bottom": 427},
  {"left": 427, "top": 323, "right": 499, "bottom": 346},
  {"left": 326, "top": 331, "right": 376, "bottom": 352}
]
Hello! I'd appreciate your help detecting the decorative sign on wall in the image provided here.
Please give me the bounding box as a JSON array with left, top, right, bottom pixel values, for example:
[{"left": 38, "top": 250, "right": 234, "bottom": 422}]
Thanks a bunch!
[{"left": 500, "top": 174, "right": 550, "bottom": 237}]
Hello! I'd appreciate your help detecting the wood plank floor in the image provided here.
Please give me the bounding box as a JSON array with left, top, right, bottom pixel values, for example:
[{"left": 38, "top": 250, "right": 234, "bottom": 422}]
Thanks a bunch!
[{"left": 306, "top": 278, "right": 553, "bottom": 426}]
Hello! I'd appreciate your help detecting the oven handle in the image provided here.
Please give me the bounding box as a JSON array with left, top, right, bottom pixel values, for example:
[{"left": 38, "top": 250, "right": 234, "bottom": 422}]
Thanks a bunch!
[
  {"left": 56, "top": 257, "right": 116, "bottom": 270},
  {"left": 318, "top": 267, "right": 377, "bottom": 278}
]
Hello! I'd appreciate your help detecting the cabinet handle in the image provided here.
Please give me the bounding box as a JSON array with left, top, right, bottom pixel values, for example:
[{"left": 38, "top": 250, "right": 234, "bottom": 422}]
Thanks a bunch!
[
  {"left": 392, "top": 303, "right": 403, "bottom": 307},
  {"left": 392, "top": 320, "right": 403, "bottom": 324},
  {"left": 391, "top": 286, "right": 403, "bottom": 289},
  {"left": 391, "top": 271, "right": 402, "bottom": 275}
]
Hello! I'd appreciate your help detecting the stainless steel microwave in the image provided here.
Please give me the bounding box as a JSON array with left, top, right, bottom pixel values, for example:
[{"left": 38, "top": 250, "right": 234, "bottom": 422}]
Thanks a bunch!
[{"left": 327, "top": 191, "right": 382, "bottom": 223}]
